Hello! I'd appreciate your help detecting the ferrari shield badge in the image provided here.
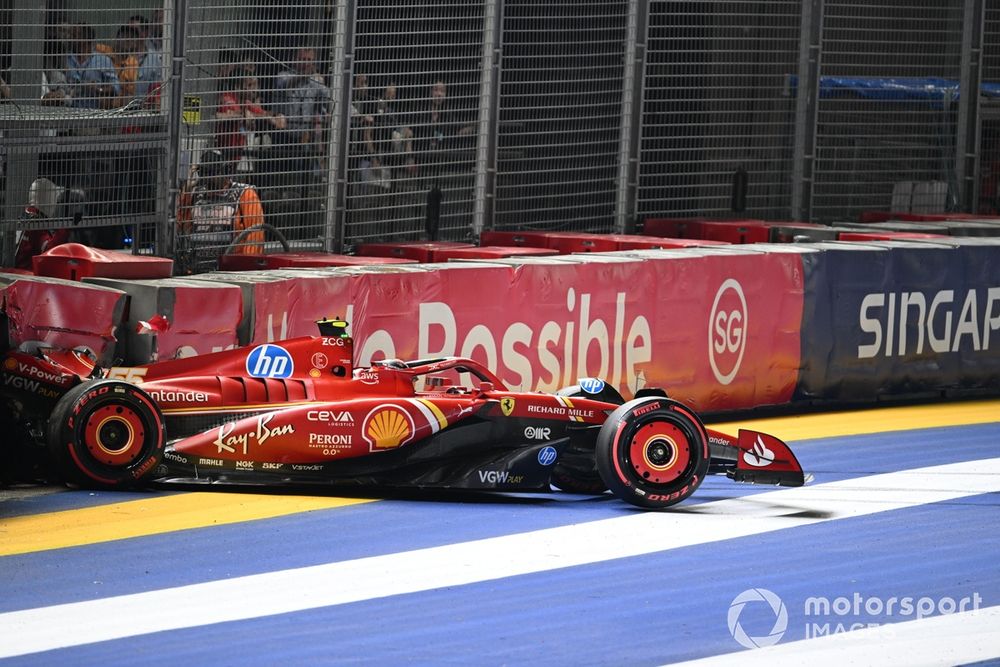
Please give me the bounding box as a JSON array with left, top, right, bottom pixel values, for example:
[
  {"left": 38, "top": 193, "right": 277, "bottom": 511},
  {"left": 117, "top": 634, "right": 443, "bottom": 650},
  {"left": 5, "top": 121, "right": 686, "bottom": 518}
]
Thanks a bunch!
[{"left": 500, "top": 397, "right": 516, "bottom": 416}]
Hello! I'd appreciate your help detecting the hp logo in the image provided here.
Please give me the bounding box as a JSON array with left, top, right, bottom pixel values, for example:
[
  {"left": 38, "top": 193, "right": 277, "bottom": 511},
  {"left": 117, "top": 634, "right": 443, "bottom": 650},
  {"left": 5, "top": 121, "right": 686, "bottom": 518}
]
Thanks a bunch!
[
  {"left": 537, "top": 446, "right": 557, "bottom": 466},
  {"left": 246, "top": 344, "right": 294, "bottom": 379},
  {"left": 578, "top": 378, "right": 606, "bottom": 394}
]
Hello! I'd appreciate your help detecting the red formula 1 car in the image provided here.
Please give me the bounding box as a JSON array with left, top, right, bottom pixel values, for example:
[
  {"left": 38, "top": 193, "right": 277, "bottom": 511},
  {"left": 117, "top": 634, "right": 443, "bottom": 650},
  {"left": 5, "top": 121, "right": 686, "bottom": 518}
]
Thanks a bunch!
[{"left": 0, "top": 319, "right": 805, "bottom": 509}]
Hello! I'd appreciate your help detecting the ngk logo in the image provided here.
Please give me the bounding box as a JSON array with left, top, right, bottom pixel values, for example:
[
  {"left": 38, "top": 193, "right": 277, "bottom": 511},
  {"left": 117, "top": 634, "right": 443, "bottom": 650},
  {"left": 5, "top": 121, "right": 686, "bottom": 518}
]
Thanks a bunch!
[{"left": 709, "top": 279, "right": 748, "bottom": 385}]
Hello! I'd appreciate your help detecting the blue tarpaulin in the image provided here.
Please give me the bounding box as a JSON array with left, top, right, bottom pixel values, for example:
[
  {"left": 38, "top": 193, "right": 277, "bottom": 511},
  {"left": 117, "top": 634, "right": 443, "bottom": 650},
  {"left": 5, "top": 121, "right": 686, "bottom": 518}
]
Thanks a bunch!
[{"left": 788, "top": 75, "right": 1000, "bottom": 102}]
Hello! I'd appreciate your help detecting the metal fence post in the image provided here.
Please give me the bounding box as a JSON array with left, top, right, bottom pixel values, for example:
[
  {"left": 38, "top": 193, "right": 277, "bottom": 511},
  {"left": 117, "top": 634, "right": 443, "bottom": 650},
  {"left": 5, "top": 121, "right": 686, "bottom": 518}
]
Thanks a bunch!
[
  {"left": 614, "top": 0, "right": 647, "bottom": 233},
  {"left": 325, "top": 0, "right": 354, "bottom": 253},
  {"left": 472, "top": 0, "right": 501, "bottom": 239},
  {"left": 956, "top": 0, "right": 985, "bottom": 213},
  {"left": 792, "top": 0, "right": 823, "bottom": 223},
  {"left": 163, "top": 0, "right": 187, "bottom": 260}
]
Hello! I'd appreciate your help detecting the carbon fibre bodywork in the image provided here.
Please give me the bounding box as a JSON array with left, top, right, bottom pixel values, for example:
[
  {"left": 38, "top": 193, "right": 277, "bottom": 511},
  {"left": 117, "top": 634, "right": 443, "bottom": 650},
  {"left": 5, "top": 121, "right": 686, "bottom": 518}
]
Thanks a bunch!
[{"left": 1, "top": 322, "right": 806, "bottom": 508}]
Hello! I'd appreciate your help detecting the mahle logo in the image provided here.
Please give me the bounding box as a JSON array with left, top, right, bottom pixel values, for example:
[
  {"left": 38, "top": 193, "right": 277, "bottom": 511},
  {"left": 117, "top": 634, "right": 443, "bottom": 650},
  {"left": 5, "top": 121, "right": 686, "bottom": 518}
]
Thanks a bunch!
[
  {"left": 728, "top": 588, "right": 788, "bottom": 649},
  {"left": 709, "top": 279, "right": 748, "bottom": 385}
]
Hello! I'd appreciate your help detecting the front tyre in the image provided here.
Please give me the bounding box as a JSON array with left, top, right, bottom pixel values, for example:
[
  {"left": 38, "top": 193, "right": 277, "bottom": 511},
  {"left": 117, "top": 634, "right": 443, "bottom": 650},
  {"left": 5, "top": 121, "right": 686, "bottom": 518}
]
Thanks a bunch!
[
  {"left": 596, "top": 397, "right": 709, "bottom": 509},
  {"left": 46, "top": 380, "right": 165, "bottom": 489}
]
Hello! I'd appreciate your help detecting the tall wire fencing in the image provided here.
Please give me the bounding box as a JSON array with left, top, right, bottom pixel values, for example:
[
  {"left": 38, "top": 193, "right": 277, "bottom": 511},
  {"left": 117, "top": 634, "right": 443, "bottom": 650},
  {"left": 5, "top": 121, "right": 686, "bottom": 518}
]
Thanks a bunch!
[{"left": 0, "top": 0, "right": 996, "bottom": 269}]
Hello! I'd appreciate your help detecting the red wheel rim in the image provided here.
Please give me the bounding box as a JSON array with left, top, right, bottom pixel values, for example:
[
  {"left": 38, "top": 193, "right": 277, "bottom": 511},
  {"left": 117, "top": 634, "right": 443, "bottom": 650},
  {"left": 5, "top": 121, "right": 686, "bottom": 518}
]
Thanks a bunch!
[
  {"left": 628, "top": 421, "right": 690, "bottom": 484},
  {"left": 83, "top": 404, "right": 146, "bottom": 466}
]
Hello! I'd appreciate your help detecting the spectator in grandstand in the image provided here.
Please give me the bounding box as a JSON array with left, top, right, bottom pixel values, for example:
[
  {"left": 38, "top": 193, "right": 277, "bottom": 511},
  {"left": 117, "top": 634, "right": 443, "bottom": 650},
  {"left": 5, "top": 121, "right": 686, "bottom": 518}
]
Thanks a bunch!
[
  {"left": 0, "top": 75, "right": 9, "bottom": 102},
  {"left": 14, "top": 179, "right": 71, "bottom": 270},
  {"left": 95, "top": 25, "right": 143, "bottom": 102},
  {"left": 352, "top": 71, "right": 378, "bottom": 118},
  {"left": 128, "top": 13, "right": 164, "bottom": 104},
  {"left": 214, "top": 70, "right": 286, "bottom": 176},
  {"left": 63, "top": 22, "right": 121, "bottom": 109},
  {"left": 40, "top": 21, "right": 72, "bottom": 106},
  {"left": 216, "top": 49, "right": 257, "bottom": 91},
  {"left": 177, "top": 149, "right": 265, "bottom": 272},
  {"left": 400, "top": 78, "right": 475, "bottom": 179},
  {"left": 349, "top": 72, "right": 382, "bottom": 191},
  {"left": 275, "top": 47, "right": 330, "bottom": 152},
  {"left": 372, "top": 80, "right": 407, "bottom": 185}
]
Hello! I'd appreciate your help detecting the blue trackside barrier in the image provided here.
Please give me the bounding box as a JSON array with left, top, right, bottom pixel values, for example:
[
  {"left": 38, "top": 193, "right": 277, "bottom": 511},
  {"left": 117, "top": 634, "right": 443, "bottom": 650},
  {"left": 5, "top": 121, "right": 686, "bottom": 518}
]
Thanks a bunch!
[{"left": 796, "top": 240, "right": 1000, "bottom": 402}]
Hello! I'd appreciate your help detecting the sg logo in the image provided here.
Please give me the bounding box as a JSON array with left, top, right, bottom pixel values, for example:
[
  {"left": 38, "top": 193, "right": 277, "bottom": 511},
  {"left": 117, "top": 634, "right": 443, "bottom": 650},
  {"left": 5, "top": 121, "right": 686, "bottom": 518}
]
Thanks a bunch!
[{"left": 708, "top": 279, "right": 748, "bottom": 385}]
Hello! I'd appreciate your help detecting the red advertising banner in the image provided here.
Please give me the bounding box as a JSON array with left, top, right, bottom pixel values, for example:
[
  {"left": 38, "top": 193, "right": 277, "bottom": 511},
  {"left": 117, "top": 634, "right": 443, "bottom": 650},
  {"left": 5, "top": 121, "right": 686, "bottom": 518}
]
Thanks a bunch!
[
  {"left": 186, "top": 272, "right": 299, "bottom": 346},
  {"left": 163, "top": 280, "right": 244, "bottom": 360},
  {"left": 13, "top": 250, "right": 805, "bottom": 412},
  {"left": 254, "top": 252, "right": 807, "bottom": 412},
  {"left": 0, "top": 275, "right": 126, "bottom": 364},
  {"left": 84, "top": 277, "right": 243, "bottom": 363}
]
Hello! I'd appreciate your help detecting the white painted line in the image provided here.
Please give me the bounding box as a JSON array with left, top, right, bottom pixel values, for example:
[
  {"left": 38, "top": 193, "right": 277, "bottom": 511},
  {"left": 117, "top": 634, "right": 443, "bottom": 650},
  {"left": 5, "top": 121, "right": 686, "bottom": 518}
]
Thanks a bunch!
[
  {"left": 2, "top": 458, "right": 998, "bottom": 658},
  {"left": 668, "top": 605, "right": 1000, "bottom": 667}
]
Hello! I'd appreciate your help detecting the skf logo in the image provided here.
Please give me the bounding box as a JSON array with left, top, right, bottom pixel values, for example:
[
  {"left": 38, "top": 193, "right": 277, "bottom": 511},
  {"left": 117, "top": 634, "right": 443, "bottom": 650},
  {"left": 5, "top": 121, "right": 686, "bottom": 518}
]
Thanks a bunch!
[
  {"left": 246, "top": 344, "right": 294, "bottom": 379},
  {"left": 709, "top": 279, "right": 748, "bottom": 385},
  {"left": 363, "top": 405, "right": 414, "bottom": 451},
  {"left": 500, "top": 397, "right": 516, "bottom": 416}
]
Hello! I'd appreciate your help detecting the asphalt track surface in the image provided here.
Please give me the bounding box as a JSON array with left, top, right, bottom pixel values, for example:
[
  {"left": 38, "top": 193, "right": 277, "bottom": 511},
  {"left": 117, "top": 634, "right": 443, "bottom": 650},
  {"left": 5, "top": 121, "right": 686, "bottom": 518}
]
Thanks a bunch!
[{"left": 1, "top": 400, "right": 998, "bottom": 666}]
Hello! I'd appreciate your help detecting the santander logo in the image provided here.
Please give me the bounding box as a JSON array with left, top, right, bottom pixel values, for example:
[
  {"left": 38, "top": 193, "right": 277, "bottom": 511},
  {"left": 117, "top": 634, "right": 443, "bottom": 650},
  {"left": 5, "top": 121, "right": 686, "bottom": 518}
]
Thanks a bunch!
[
  {"left": 742, "top": 434, "right": 774, "bottom": 467},
  {"left": 709, "top": 279, "right": 748, "bottom": 385}
]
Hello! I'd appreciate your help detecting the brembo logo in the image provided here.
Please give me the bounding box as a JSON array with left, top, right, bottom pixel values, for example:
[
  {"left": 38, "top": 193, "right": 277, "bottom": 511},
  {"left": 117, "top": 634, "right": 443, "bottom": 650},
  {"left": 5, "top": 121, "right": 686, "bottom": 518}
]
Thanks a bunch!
[{"left": 709, "top": 279, "right": 748, "bottom": 385}]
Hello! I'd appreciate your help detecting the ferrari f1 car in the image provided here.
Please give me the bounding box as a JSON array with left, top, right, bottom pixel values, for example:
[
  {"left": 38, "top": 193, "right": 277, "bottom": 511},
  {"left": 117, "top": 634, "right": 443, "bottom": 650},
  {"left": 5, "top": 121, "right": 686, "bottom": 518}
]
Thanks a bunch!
[{"left": 0, "top": 318, "right": 805, "bottom": 509}]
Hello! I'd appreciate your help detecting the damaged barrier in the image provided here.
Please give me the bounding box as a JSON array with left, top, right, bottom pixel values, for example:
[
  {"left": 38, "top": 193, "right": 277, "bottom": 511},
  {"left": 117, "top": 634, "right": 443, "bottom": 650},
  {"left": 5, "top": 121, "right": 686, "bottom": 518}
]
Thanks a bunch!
[{"left": 3, "top": 238, "right": 998, "bottom": 412}]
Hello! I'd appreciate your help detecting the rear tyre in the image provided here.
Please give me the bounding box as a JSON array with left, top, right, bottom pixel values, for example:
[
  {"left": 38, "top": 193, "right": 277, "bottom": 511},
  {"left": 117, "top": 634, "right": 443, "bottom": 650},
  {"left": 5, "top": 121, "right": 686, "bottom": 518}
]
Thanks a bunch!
[
  {"left": 596, "top": 397, "right": 709, "bottom": 509},
  {"left": 46, "top": 380, "right": 165, "bottom": 489},
  {"left": 550, "top": 435, "right": 607, "bottom": 494},
  {"left": 550, "top": 385, "right": 620, "bottom": 495}
]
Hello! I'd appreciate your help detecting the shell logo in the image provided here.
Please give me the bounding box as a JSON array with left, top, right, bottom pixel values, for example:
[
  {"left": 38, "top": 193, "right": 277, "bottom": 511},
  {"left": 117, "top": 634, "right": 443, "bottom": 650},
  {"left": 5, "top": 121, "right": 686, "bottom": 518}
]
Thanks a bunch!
[
  {"left": 363, "top": 405, "right": 414, "bottom": 451},
  {"left": 4, "top": 358, "right": 17, "bottom": 371}
]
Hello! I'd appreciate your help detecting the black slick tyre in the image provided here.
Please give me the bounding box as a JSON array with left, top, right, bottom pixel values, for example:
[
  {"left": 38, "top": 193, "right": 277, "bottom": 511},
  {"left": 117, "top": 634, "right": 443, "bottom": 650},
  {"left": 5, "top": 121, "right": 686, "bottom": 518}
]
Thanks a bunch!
[
  {"left": 596, "top": 397, "right": 709, "bottom": 509},
  {"left": 46, "top": 379, "right": 165, "bottom": 489}
]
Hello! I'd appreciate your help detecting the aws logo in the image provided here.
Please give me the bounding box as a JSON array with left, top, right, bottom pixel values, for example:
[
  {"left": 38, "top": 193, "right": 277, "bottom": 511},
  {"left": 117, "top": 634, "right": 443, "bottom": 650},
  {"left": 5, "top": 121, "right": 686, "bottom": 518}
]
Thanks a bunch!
[{"left": 363, "top": 405, "right": 415, "bottom": 451}]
